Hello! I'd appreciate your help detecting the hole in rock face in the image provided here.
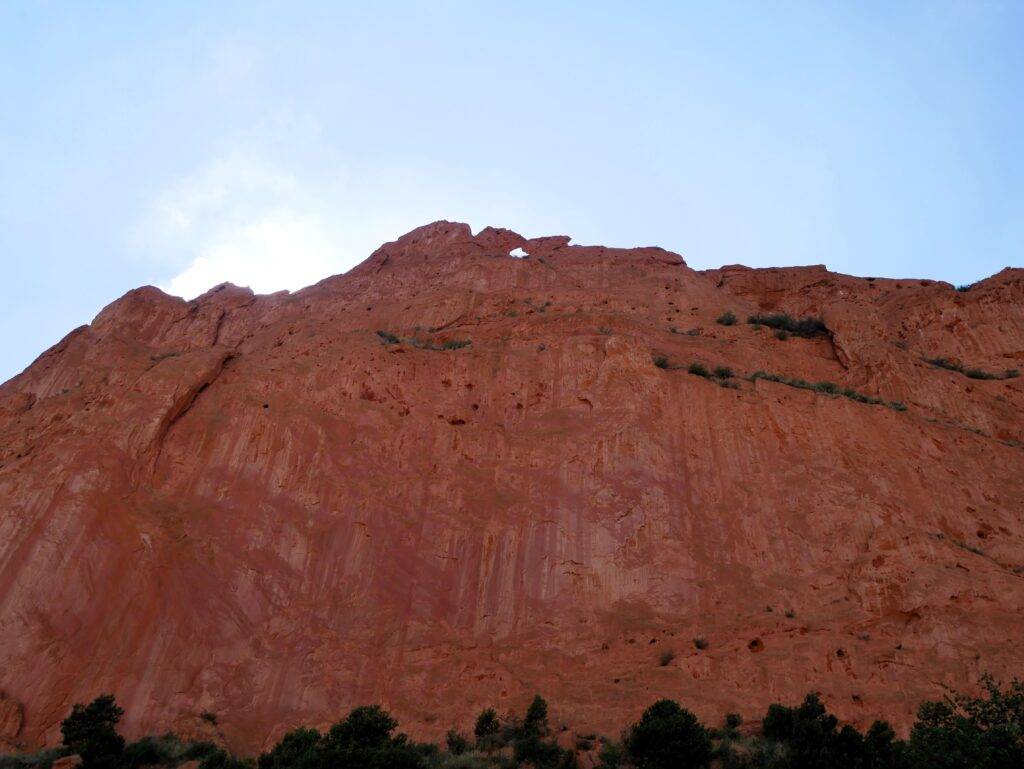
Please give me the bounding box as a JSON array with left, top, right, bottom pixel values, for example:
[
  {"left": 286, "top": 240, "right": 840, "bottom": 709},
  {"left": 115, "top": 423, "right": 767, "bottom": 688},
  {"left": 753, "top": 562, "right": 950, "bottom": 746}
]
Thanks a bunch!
[
  {"left": 509, "top": 247, "right": 527, "bottom": 257},
  {"left": 748, "top": 638, "right": 764, "bottom": 652}
]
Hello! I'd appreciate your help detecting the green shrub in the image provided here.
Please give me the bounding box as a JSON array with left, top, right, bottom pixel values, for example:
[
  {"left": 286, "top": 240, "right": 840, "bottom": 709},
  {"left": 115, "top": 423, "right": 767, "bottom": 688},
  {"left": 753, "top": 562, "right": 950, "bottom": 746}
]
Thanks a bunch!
[
  {"left": 596, "top": 740, "right": 625, "bottom": 769},
  {"left": 713, "top": 366, "right": 734, "bottom": 379},
  {"left": 750, "top": 371, "right": 906, "bottom": 411},
  {"left": 198, "top": 750, "right": 249, "bottom": 769},
  {"left": 0, "top": 749, "right": 69, "bottom": 769},
  {"left": 653, "top": 355, "right": 670, "bottom": 369},
  {"left": 473, "top": 708, "right": 500, "bottom": 744},
  {"left": 907, "top": 674, "right": 1024, "bottom": 769},
  {"left": 513, "top": 735, "right": 565, "bottom": 768},
  {"left": 924, "top": 357, "right": 1016, "bottom": 381},
  {"left": 624, "top": 700, "right": 712, "bottom": 769},
  {"left": 693, "top": 637, "right": 709, "bottom": 650},
  {"left": 376, "top": 330, "right": 400, "bottom": 345},
  {"left": 523, "top": 695, "right": 550, "bottom": 738},
  {"left": 688, "top": 363, "right": 710, "bottom": 378},
  {"left": 747, "top": 313, "right": 828, "bottom": 338},
  {"left": 716, "top": 311, "right": 738, "bottom": 326},
  {"left": 659, "top": 649, "right": 676, "bottom": 667},
  {"left": 258, "top": 728, "right": 321, "bottom": 769},
  {"left": 61, "top": 695, "right": 125, "bottom": 769},
  {"left": 123, "top": 736, "right": 183, "bottom": 768},
  {"left": 444, "top": 730, "right": 469, "bottom": 756},
  {"left": 183, "top": 741, "right": 220, "bottom": 761}
]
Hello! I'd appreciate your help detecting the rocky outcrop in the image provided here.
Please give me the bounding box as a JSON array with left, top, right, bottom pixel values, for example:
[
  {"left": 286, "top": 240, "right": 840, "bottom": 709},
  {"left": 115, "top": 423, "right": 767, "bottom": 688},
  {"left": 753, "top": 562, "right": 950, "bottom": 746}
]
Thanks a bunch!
[{"left": 0, "top": 222, "right": 1022, "bottom": 752}]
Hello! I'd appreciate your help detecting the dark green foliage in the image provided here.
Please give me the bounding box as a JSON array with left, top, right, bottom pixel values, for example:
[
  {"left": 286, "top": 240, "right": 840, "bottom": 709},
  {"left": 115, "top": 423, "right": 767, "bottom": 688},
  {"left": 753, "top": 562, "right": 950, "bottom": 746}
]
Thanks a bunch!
[
  {"left": 754, "top": 693, "right": 904, "bottom": 769},
  {"left": 747, "top": 314, "right": 828, "bottom": 339},
  {"left": 258, "top": 728, "right": 321, "bottom": 769},
  {"left": 688, "top": 363, "right": 710, "bottom": 378},
  {"left": 122, "top": 736, "right": 185, "bottom": 768},
  {"left": 37, "top": 677, "right": 1024, "bottom": 769},
  {"left": 653, "top": 355, "right": 669, "bottom": 369},
  {"left": 254, "top": 705, "right": 430, "bottom": 769},
  {"left": 326, "top": 705, "right": 398, "bottom": 750},
  {"left": 658, "top": 649, "right": 676, "bottom": 667},
  {"left": 0, "top": 749, "right": 68, "bottom": 769},
  {"left": 377, "top": 330, "right": 470, "bottom": 351},
  {"left": 716, "top": 311, "right": 738, "bottom": 326},
  {"left": 687, "top": 362, "right": 739, "bottom": 385},
  {"left": 693, "top": 637, "right": 709, "bottom": 650},
  {"left": 473, "top": 708, "right": 500, "bottom": 741},
  {"left": 61, "top": 695, "right": 125, "bottom": 769},
  {"left": 182, "top": 742, "right": 220, "bottom": 761},
  {"left": 906, "top": 675, "right": 1024, "bottom": 769},
  {"left": 749, "top": 371, "right": 906, "bottom": 411},
  {"left": 198, "top": 750, "right": 249, "bottom": 769},
  {"left": 410, "top": 337, "right": 471, "bottom": 351},
  {"left": 625, "top": 700, "right": 712, "bottom": 769},
  {"left": 596, "top": 740, "right": 625, "bottom": 769},
  {"left": 523, "top": 695, "right": 549, "bottom": 738},
  {"left": 956, "top": 284, "right": 974, "bottom": 292},
  {"left": 513, "top": 735, "right": 564, "bottom": 768},
  {"left": 923, "top": 357, "right": 1018, "bottom": 381},
  {"left": 445, "top": 730, "right": 470, "bottom": 756},
  {"left": 509, "top": 696, "right": 573, "bottom": 768}
]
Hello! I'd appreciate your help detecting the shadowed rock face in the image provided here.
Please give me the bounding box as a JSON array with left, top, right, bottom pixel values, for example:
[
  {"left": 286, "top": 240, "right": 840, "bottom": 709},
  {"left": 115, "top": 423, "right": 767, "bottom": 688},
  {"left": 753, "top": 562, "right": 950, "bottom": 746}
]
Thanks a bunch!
[{"left": 1, "top": 221, "right": 1022, "bottom": 752}]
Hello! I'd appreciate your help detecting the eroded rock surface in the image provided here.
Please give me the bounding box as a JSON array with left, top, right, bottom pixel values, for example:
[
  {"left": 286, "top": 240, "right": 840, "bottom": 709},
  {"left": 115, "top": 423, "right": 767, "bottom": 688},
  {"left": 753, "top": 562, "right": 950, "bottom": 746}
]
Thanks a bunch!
[{"left": 1, "top": 222, "right": 1022, "bottom": 751}]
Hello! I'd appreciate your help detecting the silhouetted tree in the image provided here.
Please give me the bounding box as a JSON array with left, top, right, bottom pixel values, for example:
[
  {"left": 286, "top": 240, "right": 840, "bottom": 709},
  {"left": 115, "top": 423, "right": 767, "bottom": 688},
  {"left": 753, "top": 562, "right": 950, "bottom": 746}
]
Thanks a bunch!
[
  {"left": 61, "top": 695, "right": 125, "bottom": 769},
  {"left": 624, "top": 699, "right": 712, "bottom": 769}
]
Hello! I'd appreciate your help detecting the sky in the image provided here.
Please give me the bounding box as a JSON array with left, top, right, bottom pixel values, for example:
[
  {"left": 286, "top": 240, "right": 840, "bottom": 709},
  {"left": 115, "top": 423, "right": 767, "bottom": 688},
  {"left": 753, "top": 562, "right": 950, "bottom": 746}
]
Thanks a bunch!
[{"left": 1, "top": 1, "right": 1022, "bottom": 383}]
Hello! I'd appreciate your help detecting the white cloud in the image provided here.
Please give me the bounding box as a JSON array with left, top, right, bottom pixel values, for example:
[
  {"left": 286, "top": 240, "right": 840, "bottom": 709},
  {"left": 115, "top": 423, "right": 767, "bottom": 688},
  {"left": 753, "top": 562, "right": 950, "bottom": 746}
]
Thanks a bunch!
[
  {"left": 161, "top": 211, "right": 338, "bottom": 299},
  {"left": 142, "top": 154, "right": 347, "bottom": 300}
]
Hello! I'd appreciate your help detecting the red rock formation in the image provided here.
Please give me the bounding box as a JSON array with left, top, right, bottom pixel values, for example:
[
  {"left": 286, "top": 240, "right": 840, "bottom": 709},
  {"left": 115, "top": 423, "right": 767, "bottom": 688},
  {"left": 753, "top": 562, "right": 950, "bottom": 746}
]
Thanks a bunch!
[{"left": 0, "top": 221, "right": 1022, "bottom": 752}]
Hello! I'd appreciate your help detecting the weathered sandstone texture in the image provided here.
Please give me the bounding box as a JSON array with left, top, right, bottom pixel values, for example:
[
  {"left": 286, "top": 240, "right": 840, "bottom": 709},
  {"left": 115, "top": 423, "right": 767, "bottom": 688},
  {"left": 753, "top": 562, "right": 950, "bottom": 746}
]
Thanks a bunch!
[{"left": 1, "top": 222, "right": 1022, "bottom": 752}]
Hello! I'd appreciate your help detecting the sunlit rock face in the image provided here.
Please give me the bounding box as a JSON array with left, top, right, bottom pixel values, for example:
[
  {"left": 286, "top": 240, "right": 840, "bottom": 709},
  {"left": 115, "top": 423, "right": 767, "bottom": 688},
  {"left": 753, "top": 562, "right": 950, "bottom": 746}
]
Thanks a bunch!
[{"left": 1, "top": 221, "right": 1022, "bottom": 751}]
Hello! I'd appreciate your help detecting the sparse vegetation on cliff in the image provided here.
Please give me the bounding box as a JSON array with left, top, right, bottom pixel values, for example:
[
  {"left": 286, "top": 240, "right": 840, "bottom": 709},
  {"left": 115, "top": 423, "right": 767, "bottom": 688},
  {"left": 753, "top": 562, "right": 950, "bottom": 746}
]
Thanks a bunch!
[
  {"left": 749, "top": 371, "right": 907, "bottom": 411},
  {"left": 716, "top": 311, "right": 738, "bottom": 326},
  {"left": 376, "top": 330, "right": 471, "bottom": 351},
  {"left": 747, "top": 314, "right": 828, "bottom": 339},
  {"left": 923, "top": 357, "right": 1019, "bottom": 381}
]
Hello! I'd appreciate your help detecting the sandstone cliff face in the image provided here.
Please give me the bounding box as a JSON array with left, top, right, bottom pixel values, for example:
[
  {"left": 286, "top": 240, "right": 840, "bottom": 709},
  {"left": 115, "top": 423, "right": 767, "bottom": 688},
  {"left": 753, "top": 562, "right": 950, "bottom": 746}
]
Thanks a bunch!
[{"left": 0, "top": 222, "right": 1022, "bottom": 752}]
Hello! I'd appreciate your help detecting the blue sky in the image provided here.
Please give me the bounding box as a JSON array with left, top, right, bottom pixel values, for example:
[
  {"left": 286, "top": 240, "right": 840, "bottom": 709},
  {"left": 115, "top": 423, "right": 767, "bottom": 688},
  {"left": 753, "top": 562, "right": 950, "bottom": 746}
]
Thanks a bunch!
[{"left": 1, "top": 1, "right": 1022, "bottom": 383}]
